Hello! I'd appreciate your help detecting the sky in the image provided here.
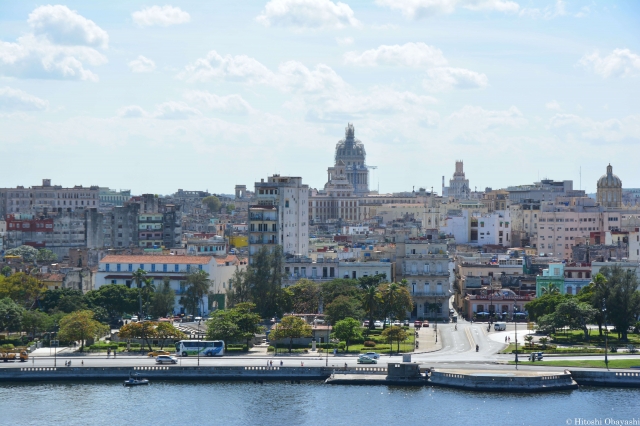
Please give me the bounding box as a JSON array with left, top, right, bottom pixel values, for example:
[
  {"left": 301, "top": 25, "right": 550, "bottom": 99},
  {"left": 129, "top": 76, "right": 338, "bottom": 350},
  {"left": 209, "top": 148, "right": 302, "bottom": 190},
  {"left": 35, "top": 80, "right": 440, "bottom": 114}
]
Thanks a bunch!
[{"left": 0, "top": 0, "right": 638, "bottom": 196}]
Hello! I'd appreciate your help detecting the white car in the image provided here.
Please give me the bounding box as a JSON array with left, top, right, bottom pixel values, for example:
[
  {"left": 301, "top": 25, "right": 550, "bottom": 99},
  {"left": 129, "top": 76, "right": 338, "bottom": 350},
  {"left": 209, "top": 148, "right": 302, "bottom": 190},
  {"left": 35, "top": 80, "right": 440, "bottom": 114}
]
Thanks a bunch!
[
  {"left": 156, "top": 355, "right": 178, "bottom": 364},
  {"left": 374, "top": 320, "right": 383, "bottom": 328},
  {"left": 393, "top": 320, "right": 401, "bottom": 327},
  {"left": 364, "top": 352, "right": 380, "bottom": 359}
]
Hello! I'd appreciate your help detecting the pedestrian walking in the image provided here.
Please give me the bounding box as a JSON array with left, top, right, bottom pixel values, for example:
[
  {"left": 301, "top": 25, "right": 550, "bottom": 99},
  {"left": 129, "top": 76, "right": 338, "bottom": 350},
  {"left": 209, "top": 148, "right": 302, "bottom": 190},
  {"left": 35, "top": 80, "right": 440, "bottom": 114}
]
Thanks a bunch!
[
  {"left": 270, "top": 360, "right": 273, "bottom": 367},
  {"left": 280, "top": 360, "right": 283, "bottom": 366},
  {"left": 505, "top": 336, "right": 507, "bottom": 343},
  {"left": 301, "top": 361, "right": 304, "bottom": 367}
]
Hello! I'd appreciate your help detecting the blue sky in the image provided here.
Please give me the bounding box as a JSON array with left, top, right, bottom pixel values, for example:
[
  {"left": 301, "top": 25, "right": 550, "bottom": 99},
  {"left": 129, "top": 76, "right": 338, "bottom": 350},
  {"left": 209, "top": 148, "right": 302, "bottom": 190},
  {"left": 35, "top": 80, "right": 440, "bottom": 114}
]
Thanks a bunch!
[{"left": 0, "top": 0, "right": 638, "bottom": 195}]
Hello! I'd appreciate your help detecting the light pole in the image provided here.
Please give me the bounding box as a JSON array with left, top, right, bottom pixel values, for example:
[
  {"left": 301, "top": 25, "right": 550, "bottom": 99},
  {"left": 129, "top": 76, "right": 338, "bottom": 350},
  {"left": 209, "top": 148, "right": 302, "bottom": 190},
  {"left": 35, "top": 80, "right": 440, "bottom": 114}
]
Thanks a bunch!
[
  {"left": 514, "top": 304, "right": 518, "bottom": 370},
  {"left": 603, "top": 298, "right": 609, "bottom": 370},
  {"left": 53, "top": 321, "right": 58, "bottom": 368},
  {"left": 489, "top": 276, "right": 493, "bottom": 326},
  {"left": 197, "top": 318, "right": 202, "bottom": 367},
  {"left": 325, "top": 322, "right": 329, "bottom": 367}
]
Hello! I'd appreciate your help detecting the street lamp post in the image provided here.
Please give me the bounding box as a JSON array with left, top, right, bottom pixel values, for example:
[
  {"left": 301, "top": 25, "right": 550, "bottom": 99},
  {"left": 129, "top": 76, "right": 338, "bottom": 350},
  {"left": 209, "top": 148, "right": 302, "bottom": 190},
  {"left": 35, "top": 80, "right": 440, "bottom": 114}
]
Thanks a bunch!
[
  {"left": 53, "top": 321, "right": 58, "bottom": 368},
  {"left": 603, "top": 298, "right": 609, "bottom": 371},
  {"left": 514, "top": 304, "right": 518, "bottom": 370},
  {"left": 325, "top": 322, "right": 329, "bottom": 367},
  {"left": 197, "top": 318, "right": 202, "bottom": 367},
  {"left": 489, "top": 277, "right": 493, "bottom": 326}
]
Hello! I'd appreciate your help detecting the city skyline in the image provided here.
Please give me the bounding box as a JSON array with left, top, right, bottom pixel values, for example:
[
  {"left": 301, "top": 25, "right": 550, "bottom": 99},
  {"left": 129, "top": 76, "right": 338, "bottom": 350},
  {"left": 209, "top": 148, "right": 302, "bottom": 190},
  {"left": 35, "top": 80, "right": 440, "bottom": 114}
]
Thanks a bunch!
[{"left": 1, "top": 1, "right": 638, "bottom": 194}]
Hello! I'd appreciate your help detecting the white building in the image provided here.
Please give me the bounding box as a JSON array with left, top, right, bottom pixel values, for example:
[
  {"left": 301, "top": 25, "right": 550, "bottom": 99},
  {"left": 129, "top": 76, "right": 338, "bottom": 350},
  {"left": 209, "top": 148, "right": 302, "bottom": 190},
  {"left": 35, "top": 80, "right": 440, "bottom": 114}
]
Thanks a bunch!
[
  {"left": 631, "top": 229, "right": 640, "bottom": 262},
  {"left": 250, "top": 175, "right": 309, "bottom": 260},
  {"left": 95, "top": 255, "right": 217, "bottom": 315}
]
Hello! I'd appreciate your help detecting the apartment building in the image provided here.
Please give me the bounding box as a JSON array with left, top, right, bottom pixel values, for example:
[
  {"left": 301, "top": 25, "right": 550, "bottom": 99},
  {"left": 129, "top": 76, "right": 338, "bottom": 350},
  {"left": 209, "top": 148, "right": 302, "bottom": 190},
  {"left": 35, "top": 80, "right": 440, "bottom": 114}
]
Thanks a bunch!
[{"left": 0, "top": 179, "right": 99, "bottom": 216}]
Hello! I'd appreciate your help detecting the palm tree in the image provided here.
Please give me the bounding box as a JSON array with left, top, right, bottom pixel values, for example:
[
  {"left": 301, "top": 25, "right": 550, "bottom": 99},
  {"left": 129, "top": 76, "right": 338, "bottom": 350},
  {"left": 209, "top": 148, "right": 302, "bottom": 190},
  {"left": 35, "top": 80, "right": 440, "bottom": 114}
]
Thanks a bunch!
[
  {"left": 142, "top": 277, "right": 156, "bottom": 316},
  {"left": 541, "top": 283, "right": 560, "bottom": 295},
  {"left": 182, "top": 270, "right": 211, "bottom": 315},
  {"left": 132, "top": 268, "right": 147, "bottom": 318},
  {"left": 380, "top": 282, "right": 400, "bottom": 327},
  {"left": 362, "top": 285, "right": 379, "bottom": 330}
]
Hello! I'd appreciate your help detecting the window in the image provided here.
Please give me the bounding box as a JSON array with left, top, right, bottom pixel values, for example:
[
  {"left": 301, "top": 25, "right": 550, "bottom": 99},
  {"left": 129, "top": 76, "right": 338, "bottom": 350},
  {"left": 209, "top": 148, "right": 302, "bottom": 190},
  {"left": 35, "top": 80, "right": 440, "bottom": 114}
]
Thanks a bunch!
[
  {"left": 151, "top": 264, "right": 156, "bottom": 272},
  {"left": 128, "top": 264, "right": 133, "bottom": 272},
  {"left": 175, "top": 264, "right": 179, "bottom": 272},
  {"left": 106, "top": 264, "right": 110, "bottom": 272},
  {"left": 163, "top": 264, "right": 167, "bottom": 272},
  {"left": 116, "top": 264, "right": 121, "bottom": 272}
]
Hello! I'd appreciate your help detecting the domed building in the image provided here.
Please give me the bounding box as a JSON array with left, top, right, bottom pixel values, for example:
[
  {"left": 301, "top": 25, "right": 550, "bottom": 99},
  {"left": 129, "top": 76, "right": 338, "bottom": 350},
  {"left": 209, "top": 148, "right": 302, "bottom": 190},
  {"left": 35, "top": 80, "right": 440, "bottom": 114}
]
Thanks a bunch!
[
  {"left": 597, "top": 164, "right": 622, "bottom": 208},
  {"left": 334, "top": 123, "right": 369, "bottom": 195}
]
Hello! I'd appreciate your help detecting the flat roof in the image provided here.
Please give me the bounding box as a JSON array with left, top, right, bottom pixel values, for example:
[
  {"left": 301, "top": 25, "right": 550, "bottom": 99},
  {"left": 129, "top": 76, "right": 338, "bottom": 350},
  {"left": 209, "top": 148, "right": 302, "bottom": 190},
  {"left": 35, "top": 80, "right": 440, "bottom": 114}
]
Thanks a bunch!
[{"left": 100, "top": 255, "right": 213, "bottom": 265}]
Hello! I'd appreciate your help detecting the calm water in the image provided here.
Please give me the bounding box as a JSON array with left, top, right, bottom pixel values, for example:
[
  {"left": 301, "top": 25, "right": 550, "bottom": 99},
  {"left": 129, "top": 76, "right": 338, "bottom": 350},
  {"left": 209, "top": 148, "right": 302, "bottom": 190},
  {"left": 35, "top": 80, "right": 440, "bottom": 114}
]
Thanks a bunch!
[{"left": 0, "top": 381, "right": 638, "bottom": 426}]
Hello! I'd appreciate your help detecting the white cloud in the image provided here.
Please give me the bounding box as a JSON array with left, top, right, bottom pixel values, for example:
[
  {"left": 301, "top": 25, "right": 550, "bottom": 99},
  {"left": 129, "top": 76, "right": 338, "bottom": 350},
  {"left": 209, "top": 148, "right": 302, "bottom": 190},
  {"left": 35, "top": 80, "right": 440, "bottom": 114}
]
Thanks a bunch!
[
  {"left": 177, "top": 50, "right": 274, "bottom": 83},
  {"left": 336, "top": 37, "right": 354, "bottom": 45},
  {"left": 256, "top": 0, "right": 361, "bottom": 29},
  {"left": 423, "top": 67, "right": 488, "bottom": 91},
  {"left": 0, "top": 34, "right": 107, "bottom": 81},
  {"left": 128, "top": 55, "right": 156, "bottom": 73},
  {"left": 117, "top": 105, "right": 149, "bottom": 118},
  {"left": 154, "top": 101, "right": 201, "bottom": 119},
  {"left": 277, "top": 61, "right": 348, "bottom": 93},
  {"left": 578, "top": 48, "right": 640, "bottom": 78},
  {"left": 0, "top": 6, "right": 108, "bottom": 81},
  {"left": 344, "top": 42, "right": 447, "bottom": 67},
  {"left": 549, "top": 113, "right": 640, "bottom": 142},
  {"left": 132, "top": 5, "right": 190, "bottom": 27},
  {"left": 575, "top": 6, "right": 589, "bottom": 18},
  {"left": 28, "top": 5, "right": 109, "bottom": 48},
  {"left": 519, "top": 0, "right": 567, "bottom": 19},
  {"left": 184, "top": 91, "right": 254, "bottom": 115},
  {"left": 0, "top": 86, "right": 49, "bottom": 111},
  {"left": 376, "top": 0, "right": 519, "bottom": 19},
  {"left": 448, "top": 105, "right": 526, "bottom": 129},
  {"left": 545, "top": 100, "right": 561, "bottom": 111}
]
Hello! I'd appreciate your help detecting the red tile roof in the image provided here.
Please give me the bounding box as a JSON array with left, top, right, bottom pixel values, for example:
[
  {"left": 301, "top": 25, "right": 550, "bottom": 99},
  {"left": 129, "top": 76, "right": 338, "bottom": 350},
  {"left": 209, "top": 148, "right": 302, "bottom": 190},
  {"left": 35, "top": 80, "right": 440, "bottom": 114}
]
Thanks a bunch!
[
  {"left": 100, "top": 255, "right": 213, "bottom": 265},
  {"left": 214, "top": 254, "right": 239, "bottom": 265}
]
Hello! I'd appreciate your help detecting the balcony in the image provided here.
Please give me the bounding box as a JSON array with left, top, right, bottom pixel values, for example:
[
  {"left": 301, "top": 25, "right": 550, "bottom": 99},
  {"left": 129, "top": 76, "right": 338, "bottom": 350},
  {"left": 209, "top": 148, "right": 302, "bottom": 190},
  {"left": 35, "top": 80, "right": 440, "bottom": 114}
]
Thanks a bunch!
[{"left": 410, "top": 291, "right": 452, "bottom": 298}]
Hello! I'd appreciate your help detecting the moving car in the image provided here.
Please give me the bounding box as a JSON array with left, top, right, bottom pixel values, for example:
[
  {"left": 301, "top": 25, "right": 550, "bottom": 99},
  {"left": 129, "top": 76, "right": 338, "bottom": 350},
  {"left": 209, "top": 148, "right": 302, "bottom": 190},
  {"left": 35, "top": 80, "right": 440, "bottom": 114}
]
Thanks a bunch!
[
  {"left": 374, "top": 320, "right": 383, "bottom": 328},
  {"left": 364, "top": 352, "right": 380, "bottom": 360},
  {"left": 156, "top": 355, "right": 178, "bottom": 364},
  {"left": 423, "top": 321, "right": 429, "bottom": 328},
  {"left": 147, "top": 350, "right": 172, "bottom": 357},
  {"left": 357, "top": 355, "right": 377, "bottom": 364},
  {"left": 414, "top": 320, "right": 422, "bottom": 329}
]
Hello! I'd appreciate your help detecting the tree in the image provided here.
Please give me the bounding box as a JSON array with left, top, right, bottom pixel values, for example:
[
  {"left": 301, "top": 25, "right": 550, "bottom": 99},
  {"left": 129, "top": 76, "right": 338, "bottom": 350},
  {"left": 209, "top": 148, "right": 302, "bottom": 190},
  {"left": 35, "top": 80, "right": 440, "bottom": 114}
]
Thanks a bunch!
[
  {"left": 225, "top": 267, "right": 251, "bottom": 308},
  {"left": 1, "top": 266, "right": 12, "bottom": 277},
  {"left": 525, "top": 293, "right": 571, "bottom": 322},
  {"left": 324, "top": 295, "right": 364, "bottom": 324},
  {"left": 39, "top": 288, "right": 86, "bottom": 314},
  {"left": 85, "top": 284, "right": 138, "bottom": 319},
  {"left": 541, "top": 283, "right": 560, "bottom": 295},
  {"left": 202, "top": 196, "right": 221, "bottom": 213},
  {"left": 246, "top": 245, "right": 286, "bottom": 319},
  {"left": 154, "top": 322, "right": 186, "bottom": 350},
  {"left": 588, "top": 273, "right": 610, "bottom": 336},
  {"left": 379, "top": 281, "right": 413, "bottom": 322},
  {"left": 269, "top": 315, "right": 312, "bottom": 353},
  {"left": 57, "top": 310, "right": 107, "bottom": 351},
  {"left": 381, "top": 325, "right": 408, "bottom": 353},
  {"left": 205, "top": 303, "right": 262, "bottom": 350},
  {"left": 180, "top": 270, "right": 211, "bottom": 315},
  {"left": 22, "top": 310, "right": 50, "bottom": 338},
  {"left": 332, "top": 317, "right": 362, "bottom": 352},
  {"left": 555, "top": 298, "right": 598, "bottom": 341},
  {"left": 36, "top": 249, "right": 57, "bottom": 263},
  {"left": 142, "top": 277, "right": 156, "bottom": 316},
  {"left": 288, "top": 279, "right": 321, "bottom": 314},
  {"left": 0, "top": 297, "right": 24, "bottom": 333},
  {"left": 539, "top": 336, "right": 549, "bottom": 349},
  {"left": 226, "top": 203, "right": 235, "bottom": 214},
  {"left": 321, "top": 278, "right": 361, "bottom": 307},
  {"left": 0, "top": 272, "right": 46, "bottom": 308},
  {"left": 149, "top": 277, "right": 176, "bottom": 318},
  {"left": 118, "top": 321, "right": 158, "bottom": 352},
  {"left": 604, "top": 266, "right": 640, "bottom": 341},
  {"left": 524, "top": 334, "right": 534, "bottom": 348},
  {"left": 5, "top": 245, "right": 39, "bottom": 262},
  {"left": 132, "top": 268, "right": 147, "bottom": 317}
]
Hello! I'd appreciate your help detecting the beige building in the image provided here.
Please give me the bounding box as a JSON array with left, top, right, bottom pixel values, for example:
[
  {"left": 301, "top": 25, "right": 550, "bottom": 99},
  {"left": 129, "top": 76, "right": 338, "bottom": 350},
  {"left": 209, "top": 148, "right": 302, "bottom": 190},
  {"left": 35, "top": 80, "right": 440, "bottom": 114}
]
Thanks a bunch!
[{"left": 597, "top": 164, "right": 622, "bottom": 208}]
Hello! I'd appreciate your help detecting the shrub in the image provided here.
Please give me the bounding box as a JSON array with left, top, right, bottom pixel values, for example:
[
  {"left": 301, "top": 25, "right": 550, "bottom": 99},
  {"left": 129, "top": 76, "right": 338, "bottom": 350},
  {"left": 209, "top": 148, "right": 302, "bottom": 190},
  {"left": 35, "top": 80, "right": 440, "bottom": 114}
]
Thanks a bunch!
[
  {"left": 1, "top": 344, "right": 15, "bottom": 350},
  {"left": 363, "top": 341, "right": 376, "bottom": 348},
  {"left": 611, "top": 346, "right": 618, "bottom": 353},
  {"left": 338, "top": 342, "right": 346, "bottom": 351}
]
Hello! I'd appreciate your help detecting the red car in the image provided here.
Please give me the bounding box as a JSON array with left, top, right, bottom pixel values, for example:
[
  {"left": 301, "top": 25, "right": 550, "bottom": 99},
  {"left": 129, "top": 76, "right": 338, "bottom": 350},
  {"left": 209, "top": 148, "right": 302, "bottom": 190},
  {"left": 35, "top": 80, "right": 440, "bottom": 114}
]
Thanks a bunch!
[{"left": 414, "top": 320, "right": 422, "bottom": 329}]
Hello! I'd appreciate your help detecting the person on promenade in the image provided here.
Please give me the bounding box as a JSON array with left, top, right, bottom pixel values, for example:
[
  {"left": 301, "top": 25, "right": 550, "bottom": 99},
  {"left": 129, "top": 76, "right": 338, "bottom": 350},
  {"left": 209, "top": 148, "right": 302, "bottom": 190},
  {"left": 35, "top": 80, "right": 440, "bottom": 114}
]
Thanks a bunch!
[{"left": 280, "top": 360, "right": 283, "bottom": 366}]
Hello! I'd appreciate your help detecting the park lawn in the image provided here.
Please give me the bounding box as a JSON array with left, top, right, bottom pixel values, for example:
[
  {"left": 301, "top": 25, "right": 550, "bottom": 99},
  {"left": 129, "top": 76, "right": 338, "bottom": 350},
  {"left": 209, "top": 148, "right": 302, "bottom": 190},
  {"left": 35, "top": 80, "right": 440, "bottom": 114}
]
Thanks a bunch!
[
  {"left": 508, "top": 359, "right": 640, "bottom": 369},
  {"left": 499, "top": 344, "right": 606, "bottom": 355},
  {"left": 550, "top": 329, "right": 640, "bottom": 346}
]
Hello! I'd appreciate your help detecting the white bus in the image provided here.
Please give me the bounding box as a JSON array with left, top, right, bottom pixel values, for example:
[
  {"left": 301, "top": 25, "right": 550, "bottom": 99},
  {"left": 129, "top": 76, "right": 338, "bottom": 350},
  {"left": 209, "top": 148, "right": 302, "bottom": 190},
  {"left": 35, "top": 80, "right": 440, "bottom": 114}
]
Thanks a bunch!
[{"left": 175, "top": 340, "right": 225, "bottom": 357}]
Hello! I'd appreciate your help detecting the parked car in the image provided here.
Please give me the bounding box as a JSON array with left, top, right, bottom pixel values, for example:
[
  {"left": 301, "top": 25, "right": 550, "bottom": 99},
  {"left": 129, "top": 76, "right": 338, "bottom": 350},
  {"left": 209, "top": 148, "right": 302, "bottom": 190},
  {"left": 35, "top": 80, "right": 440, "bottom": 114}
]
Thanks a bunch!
[
  {"left": 147, "top": 350, "right": 171, "bottom": 357},
  {"left": 423, "top": 320, "right": 429, "bottom": 328},
  {"left": 156, "top": 355, "right": 178, "bottom": 364},
  {"left": 374, "top": 320, "right": 383, "bottom": 328},
  {"left": 393, "top": 320, "right": 401, "bottom": 327},
  {"left": 384, "top": 319, "right": 391, "bottom": 326},
  {"left": 414, "top": 320, "right": 422, "bottom": 329},
  {"left": 357, "top": 355, "right": 377, "bottom": 364},
  {"left": 364, "top": 352, "right": 380, "bottom": 359},
  {"left": 363, "top": 320, "right": 370, "bottom": 327},
  {"left": 403, "top": 320, "right": 409, "bottom": 327}
]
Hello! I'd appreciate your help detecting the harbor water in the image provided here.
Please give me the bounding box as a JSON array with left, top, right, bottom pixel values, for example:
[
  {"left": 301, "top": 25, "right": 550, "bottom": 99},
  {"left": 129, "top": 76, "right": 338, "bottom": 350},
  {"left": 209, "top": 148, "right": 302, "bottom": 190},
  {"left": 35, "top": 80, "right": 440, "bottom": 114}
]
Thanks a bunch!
[{"left": 0, "top": 381, "right": 639, "bottom": 425}]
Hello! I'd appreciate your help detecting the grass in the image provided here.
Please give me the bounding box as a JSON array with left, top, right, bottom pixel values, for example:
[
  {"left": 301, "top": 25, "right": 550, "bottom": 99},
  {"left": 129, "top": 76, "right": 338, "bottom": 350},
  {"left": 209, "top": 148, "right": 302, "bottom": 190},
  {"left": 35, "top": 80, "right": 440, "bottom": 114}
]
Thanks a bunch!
[
  {"left": 499, "top": 344, "right": 607, "bottom": 355},
  {"left": 508, "top": 359, "right": 640, "bottom": 369},
  {"left": 550, "top": 329, "right": 640, "bottom": 346}
]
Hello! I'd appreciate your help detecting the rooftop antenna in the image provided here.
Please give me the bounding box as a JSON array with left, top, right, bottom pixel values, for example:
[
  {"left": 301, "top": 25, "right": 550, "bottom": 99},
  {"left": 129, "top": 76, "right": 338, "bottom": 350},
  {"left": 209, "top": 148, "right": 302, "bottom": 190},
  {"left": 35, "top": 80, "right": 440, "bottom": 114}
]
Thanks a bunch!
[{"left": 580, "top": 166, "right": 582, "bottom": 190}]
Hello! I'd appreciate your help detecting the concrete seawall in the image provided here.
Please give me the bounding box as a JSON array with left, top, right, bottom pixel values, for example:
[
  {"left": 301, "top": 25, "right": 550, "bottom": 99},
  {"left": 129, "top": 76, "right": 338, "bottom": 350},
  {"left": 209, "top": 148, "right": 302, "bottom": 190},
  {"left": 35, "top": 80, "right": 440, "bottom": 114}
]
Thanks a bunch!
[
  {"left": 429, "top": 369, "right": 578, "bottom": 392},
  {"left": 0, "top": 366, "right": 332, "bottom": 382},
  {"left": 570, "top": 370, "right": 640, "bottom": 388}
]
